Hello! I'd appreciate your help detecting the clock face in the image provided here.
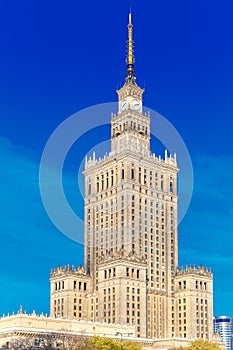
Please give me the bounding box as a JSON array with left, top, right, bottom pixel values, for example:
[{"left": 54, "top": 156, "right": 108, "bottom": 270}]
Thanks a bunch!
[
  {"left": 132, "top": 99, "right": 140, "bottom": 110},
  {"left": 121, "top": 100, "right": 128, "bottom": 111}
]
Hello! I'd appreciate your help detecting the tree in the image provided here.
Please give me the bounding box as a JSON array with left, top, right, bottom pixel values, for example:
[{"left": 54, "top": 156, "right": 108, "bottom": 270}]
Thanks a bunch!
[
  {"left": 84, "top": 337, "right": 121, "bottom": 350},
  {"left": 80, "top": 336, "right": 142, "bottom": 350},
  {"left": 187, "top": 339, "right": 222, "bottom": 350},
  {"left": 121, "top": 340, "right": 143, "bottom": 350},
  {"left": 169, "top": 339, "right": 223, "bottom": 350}
]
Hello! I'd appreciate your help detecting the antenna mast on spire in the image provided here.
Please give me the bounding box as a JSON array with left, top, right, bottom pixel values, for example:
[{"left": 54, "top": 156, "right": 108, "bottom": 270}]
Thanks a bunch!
[{"left": 126, "top": 11, "right": 135, "bottom": 82}]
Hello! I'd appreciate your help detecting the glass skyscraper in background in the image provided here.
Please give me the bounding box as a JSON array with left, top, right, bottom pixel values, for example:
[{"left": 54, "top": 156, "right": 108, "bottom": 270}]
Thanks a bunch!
[{"left": 214, "top": 316, "right": 233, "bottom": 350}]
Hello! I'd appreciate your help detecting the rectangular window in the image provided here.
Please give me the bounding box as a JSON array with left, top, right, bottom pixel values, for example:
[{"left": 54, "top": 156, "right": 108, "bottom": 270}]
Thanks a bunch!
[{"left": 131, "top": 168, "right": 135, "bottom": 180}]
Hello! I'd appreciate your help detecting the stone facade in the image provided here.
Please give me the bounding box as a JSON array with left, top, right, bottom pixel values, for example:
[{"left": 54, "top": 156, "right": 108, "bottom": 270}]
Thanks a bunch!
[
  {"left": 0, "top": 312, "right": 224, "bottom": 349},
  {"left": 50, "top": 265, "right": 91, "bottom": 321},
  {"left": 0, "top": 311, "right": 135, "bottom": 348},
  {"left": 174, "top": 265, "right": 213, "bottom": 340},
  {"left": 97, "top": 253, "right": 147, "bottom": 338}
]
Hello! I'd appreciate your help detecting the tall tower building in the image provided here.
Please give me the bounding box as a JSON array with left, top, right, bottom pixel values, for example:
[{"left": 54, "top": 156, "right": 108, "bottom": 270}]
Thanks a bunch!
[
  {"left": 83, "top": 12, "right": 178, "bottom": 338},
  {"left": 50, "top": 12, "right": 213, "bottom": 341}
]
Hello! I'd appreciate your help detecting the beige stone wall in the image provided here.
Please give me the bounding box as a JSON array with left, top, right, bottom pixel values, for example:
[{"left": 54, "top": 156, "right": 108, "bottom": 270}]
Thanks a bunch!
[
  {"left": 97, "top": 255, "right": 147, "bottom": 338},
  {"left": 50, "top": 266, "right": 91, "bottom": 321},
  {"left": 148, "top": 293, "right": 168, "bottom": 338},
  {"left": 83, "top": 148, "right": 178, "bottom": 339},
  {"left": 174, "top": 266, "right": 213, "bottom": 340},
  {"left": 0, "top": 313, "right": 134, "bottom": 343}
]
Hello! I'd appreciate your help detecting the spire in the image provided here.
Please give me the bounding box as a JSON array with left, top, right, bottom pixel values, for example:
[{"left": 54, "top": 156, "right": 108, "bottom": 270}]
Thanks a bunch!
[{"left": 126, "top": 11, "right": 135, "bottom": 83}]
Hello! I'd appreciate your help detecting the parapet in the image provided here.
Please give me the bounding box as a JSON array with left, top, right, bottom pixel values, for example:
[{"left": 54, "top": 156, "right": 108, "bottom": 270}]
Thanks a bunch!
[
  {"left": 97, "top": 249, "right": 147, "bottom": 265},
  {"left": 84, "top": 148, "right": 177, "bottom": 170},
  {"left": 176, "top": 264, "right": 212, "bottom": 277},
  {"left": 50, "top": 264, "right": 89, "bottom": 278}
]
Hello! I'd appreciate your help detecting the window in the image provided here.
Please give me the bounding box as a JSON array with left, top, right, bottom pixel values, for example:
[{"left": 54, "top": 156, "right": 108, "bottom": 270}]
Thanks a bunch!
[
  {"left": 161, "top": 181, "right": 164, "bottom": 191},
  {"left": 131, "top": 168, "right": 135, "bottom": 180},
  {"left": 170, "top": 182, "right": 173, "bottom": 192}
]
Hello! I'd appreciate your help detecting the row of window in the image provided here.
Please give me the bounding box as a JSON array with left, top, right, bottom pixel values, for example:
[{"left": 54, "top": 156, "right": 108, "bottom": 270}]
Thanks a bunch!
[
  {"left": 88, "top": 198, "right": 171, "bottom": 213},
  {"left": 73, "top": 281, "right": 87, "bottom": 291},
  {"left": 112, "top": 122, "right": 148, "bottom": 136},
  {"left": 53, "top": 298, "right": 64, "bottom": 318},
  {"left": 126, "top": 268, "right": 140, "bottom": 278},
  {"left": 196, "top": 280, "right": 207, "bottom": 290},
  {"left": 93, "top": 168, "right": 175, "bottom": 193},
  {"left": 54, "top": 281, "right": 64, "bottom": 291},
  {"left": 126, "top": 303, "right": 140, "bottom": 310},
  {"left": 104, "top": 268, "right": 116, "bottom": 279},
  {"left": 74, "top": 298, "right": 82, "bottom": 304},
  {"left": 89, "top": 186, "right": 173, "bottom": 202},
  {"left": 126, "top": 287, "right": 141, "bottom": 294},
  {"left": 95, "top": 170, "right": 166, "bottom": 190},
  {"left": 196, "top": 298, "right": 208, "bottom": 304},
  {"left": 73, "top": 305, "right": 82, "bottom": 311},
  {"left": 126, "top": 295, "right": 141, "bottom": 302}
]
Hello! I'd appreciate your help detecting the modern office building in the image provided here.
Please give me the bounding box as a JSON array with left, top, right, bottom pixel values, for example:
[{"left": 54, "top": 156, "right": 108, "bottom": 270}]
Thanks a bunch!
[
  {"left": 214, "top": 316, "right": 233, "bottom": 350},
  {"left": 50, "top": 13, "right": 214, "bottom": 341}
]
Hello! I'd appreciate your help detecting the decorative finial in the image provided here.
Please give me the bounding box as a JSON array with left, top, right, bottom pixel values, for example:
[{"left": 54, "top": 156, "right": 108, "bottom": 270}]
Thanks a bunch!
[{"left": 126, "top": 11, "right": 135, "bottom": 82}]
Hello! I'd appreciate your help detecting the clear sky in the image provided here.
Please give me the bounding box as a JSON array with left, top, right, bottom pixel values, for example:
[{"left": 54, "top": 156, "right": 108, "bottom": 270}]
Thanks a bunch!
[{"left": 0, "top": 0, "right": 233, "bottom": 318}]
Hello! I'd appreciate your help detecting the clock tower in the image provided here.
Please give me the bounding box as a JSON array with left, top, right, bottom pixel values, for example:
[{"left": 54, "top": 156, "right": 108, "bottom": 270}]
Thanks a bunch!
[{"left": 111, "top": 13, "right": 150, "bottom": 153}]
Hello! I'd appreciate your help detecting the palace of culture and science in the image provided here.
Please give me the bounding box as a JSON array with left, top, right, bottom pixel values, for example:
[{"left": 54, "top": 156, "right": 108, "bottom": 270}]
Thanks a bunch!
[
  {"left": 50, "top": 14, "right": 213, "bottom": 340},
  {"left": 0, "top": 13, "right": 217, "bottom": 350}
]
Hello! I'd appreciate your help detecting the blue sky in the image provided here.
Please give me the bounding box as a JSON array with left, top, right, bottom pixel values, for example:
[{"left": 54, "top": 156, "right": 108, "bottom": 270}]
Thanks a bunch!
[{"left": 0, "top": 0, "right": 233, "bottom": 317}]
